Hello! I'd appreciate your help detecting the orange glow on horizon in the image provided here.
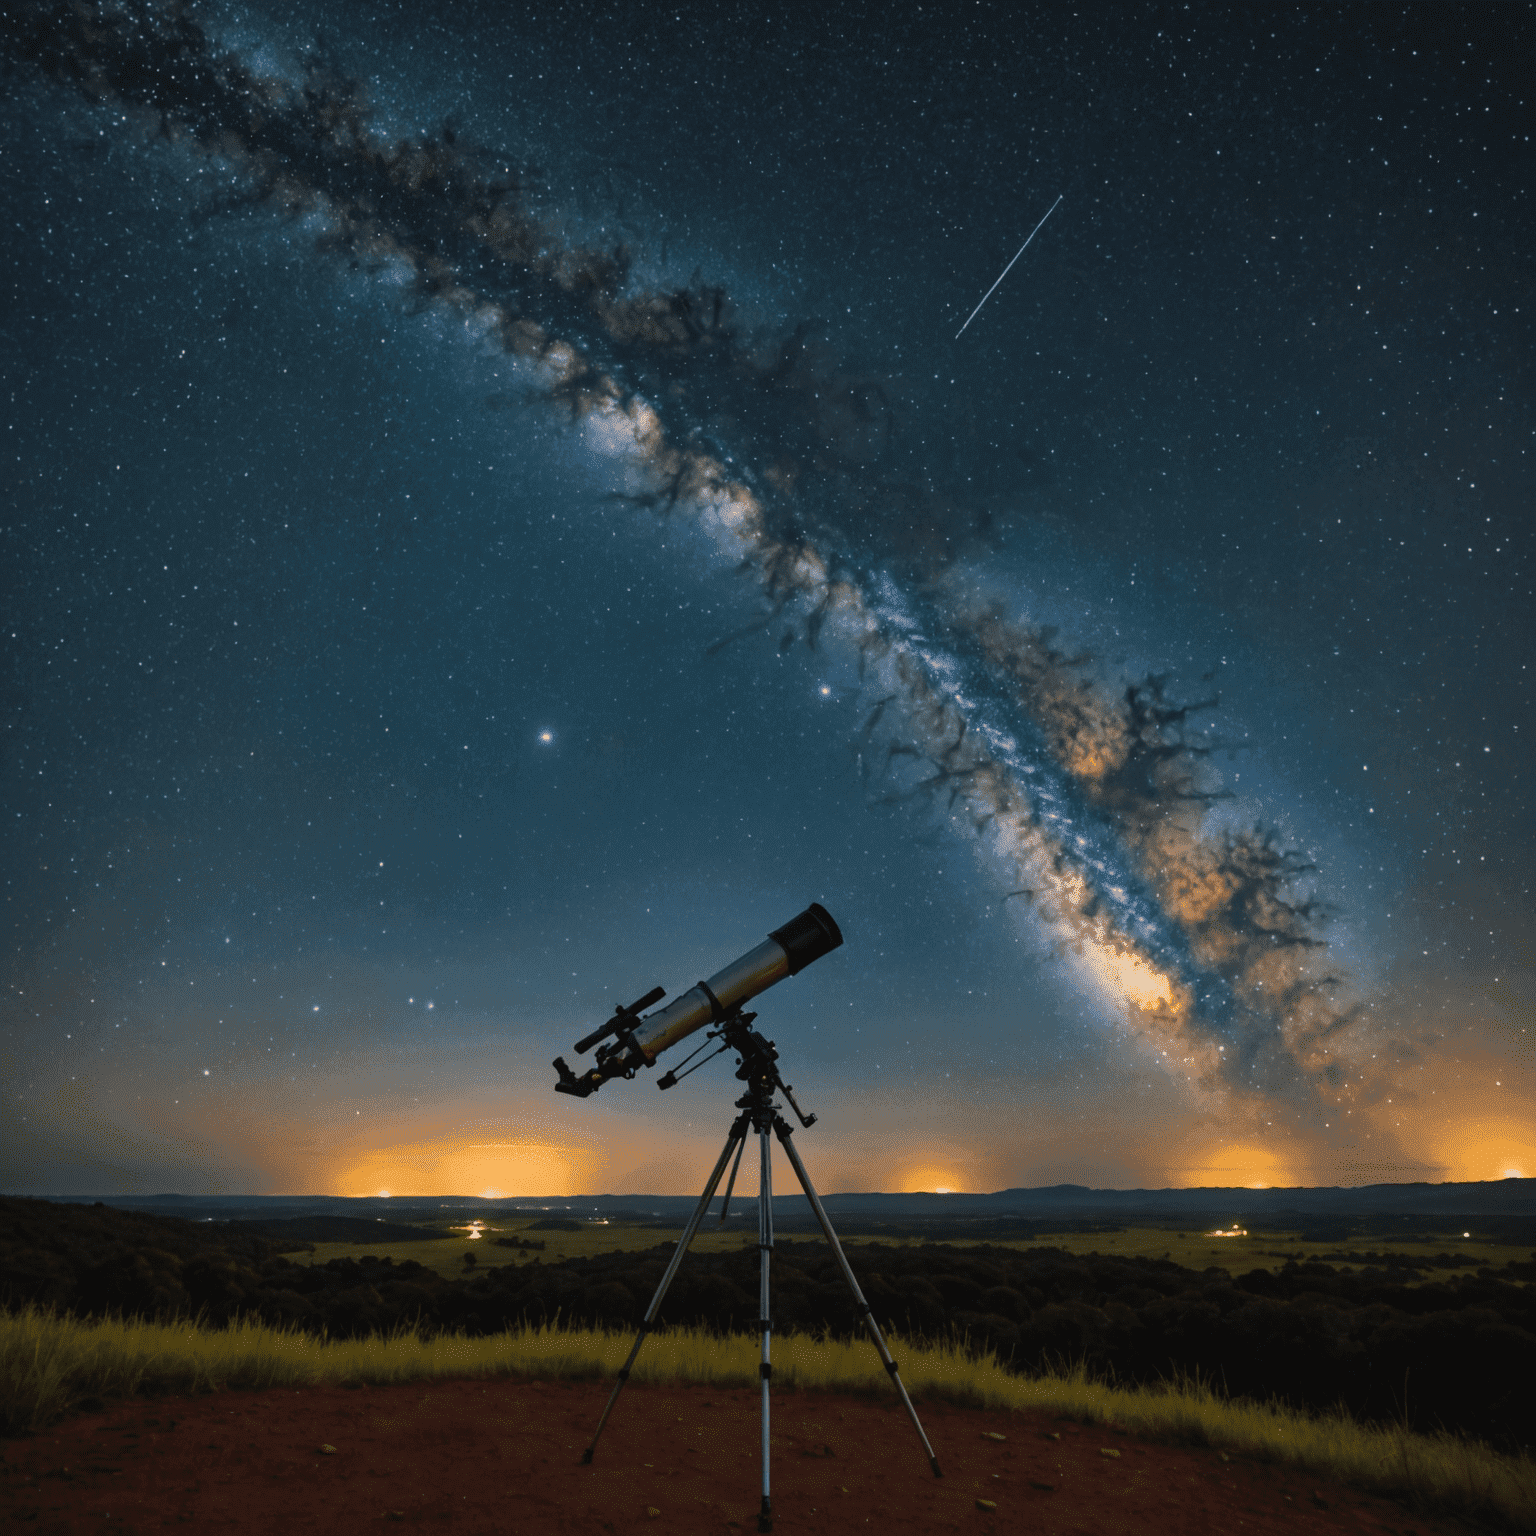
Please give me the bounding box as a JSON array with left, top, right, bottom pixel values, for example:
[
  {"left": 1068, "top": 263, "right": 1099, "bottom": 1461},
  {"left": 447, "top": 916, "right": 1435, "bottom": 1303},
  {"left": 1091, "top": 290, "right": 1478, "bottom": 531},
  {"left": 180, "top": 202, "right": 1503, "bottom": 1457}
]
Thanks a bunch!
[
  {"left": 331, "top": 1134, "right": 604, "bottom": 1198},
  {"left": 896, "top": 1166, "right": 967, "bottom": 1195},
  {"left": 1420, "top": 1112, "right": 1536, "bottom": 1184},
  {"left": 1175, "top": 1141, "right": 1296, "bottom": 1190}
]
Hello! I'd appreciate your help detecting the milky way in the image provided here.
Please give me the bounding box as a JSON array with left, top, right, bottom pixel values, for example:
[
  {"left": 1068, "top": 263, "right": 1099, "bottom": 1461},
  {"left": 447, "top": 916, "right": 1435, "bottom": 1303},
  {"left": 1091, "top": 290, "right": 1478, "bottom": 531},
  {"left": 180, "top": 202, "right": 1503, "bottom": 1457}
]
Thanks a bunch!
[{"left": 7, "top": 0, "right": 1399, "bottom": 1127}]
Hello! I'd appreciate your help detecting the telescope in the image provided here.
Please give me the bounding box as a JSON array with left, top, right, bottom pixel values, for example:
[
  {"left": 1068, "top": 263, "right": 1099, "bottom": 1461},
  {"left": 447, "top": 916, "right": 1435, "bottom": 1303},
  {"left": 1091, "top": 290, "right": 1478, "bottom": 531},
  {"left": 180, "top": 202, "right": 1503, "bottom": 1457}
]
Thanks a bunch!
[
  {"left": 552, "top": 897, "right": 943, "bottom": 1526},
  {"left": 552, "top": 903, "right": 842, "bottom": 1099}
]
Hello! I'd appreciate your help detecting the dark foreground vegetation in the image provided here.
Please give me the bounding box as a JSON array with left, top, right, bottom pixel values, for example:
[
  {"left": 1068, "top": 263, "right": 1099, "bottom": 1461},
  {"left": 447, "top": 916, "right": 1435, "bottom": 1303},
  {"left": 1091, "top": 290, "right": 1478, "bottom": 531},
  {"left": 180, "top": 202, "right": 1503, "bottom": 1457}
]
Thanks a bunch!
[{"left": 3, "top": 1197, "right": 1532, "bottom": 1455}]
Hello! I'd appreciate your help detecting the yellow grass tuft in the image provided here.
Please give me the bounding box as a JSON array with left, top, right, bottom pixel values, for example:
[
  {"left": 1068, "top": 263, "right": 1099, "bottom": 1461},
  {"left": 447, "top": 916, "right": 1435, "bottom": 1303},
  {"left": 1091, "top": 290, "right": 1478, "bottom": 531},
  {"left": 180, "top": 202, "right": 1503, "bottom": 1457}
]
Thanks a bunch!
[{"left": 2, "top": 1304, "right": 1531, "bottom": 1531}]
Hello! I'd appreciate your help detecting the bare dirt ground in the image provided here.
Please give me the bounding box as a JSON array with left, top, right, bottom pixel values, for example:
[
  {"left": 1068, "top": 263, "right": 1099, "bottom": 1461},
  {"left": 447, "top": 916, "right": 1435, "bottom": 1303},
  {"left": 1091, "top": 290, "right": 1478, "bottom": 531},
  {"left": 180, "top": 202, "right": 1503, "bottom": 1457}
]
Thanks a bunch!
[{"left": 1, "top": 1377, "right": 1477, "bottom": 1534}]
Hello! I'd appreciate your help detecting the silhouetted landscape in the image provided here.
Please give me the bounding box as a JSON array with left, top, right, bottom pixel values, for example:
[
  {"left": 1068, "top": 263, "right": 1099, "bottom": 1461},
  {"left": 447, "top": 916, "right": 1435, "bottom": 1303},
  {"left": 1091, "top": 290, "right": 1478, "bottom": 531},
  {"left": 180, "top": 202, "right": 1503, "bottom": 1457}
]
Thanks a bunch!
[{"left": 4, "top": 1188, "right": 1533, "bottom": 1456}]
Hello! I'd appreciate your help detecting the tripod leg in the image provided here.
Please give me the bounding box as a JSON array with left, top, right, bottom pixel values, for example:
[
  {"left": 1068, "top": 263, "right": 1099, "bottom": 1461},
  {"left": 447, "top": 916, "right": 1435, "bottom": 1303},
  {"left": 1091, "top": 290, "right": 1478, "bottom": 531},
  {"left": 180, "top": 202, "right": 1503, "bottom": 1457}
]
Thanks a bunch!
[
  {"left": 756, "top": 1121, "right": 774, "bottom": 1533},
  {"left": 717, "top": 1134, "right": 748, "bottom": 1224},
  {"left": 581, "top": 1118, "right": 747, "bottom": 1464},
  {"left": 774, "top": 1121, "right": 944, "bottom": 1478}
]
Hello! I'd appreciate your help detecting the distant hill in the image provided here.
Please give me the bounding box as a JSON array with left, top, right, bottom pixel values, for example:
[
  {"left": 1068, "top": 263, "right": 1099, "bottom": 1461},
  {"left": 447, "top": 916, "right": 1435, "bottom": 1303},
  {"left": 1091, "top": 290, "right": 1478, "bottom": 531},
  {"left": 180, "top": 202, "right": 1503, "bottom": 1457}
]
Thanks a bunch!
[{"left": 23, "top": 1178, "right": 1535, "bottom": 1229}]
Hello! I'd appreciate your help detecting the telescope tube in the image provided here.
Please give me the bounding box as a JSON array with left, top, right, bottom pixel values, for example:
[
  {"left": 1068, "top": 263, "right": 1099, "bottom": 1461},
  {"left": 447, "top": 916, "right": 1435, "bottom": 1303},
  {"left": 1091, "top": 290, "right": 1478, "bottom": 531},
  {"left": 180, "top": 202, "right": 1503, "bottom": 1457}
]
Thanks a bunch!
[
  {"left": 553, "top": 904, "right": 842, "bottom": 1097},
  {"left": 634, "top": 903, "right": 843, "bottom": 1062}
]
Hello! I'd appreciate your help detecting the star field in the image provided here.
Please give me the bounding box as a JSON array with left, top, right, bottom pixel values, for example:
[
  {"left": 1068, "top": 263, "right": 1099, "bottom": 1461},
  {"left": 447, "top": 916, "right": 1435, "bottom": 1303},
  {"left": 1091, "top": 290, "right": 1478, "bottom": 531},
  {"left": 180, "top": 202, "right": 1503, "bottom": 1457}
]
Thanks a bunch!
[{"left": 2, "top": 0, "right": 1530, "bottom": 1197}]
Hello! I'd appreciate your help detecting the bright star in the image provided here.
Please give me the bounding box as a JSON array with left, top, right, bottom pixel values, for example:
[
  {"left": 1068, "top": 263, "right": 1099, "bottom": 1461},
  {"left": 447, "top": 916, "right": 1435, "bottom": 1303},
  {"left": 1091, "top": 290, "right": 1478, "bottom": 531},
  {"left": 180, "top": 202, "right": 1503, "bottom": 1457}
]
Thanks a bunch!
[{"left": 538, "top": 730, "right": 553, "bottom": 743}]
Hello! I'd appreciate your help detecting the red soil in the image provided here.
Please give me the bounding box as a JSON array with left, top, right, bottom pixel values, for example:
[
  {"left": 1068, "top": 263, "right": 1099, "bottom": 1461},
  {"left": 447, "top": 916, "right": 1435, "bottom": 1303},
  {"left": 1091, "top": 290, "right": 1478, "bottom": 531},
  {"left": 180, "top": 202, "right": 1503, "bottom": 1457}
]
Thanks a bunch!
[{"left": 1, "top": 1377, "right": 1474, "bottom": 1535}]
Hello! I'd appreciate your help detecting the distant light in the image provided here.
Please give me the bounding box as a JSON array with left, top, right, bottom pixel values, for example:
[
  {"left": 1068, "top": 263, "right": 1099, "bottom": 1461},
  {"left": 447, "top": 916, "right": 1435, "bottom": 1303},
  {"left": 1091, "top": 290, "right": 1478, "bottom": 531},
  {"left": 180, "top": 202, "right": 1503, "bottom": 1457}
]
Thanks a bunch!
[
  {"left": 819, "top": 685, "right": 831, "bottom": 696},
  {"left": 538, "top": 730, "right": 553, "bottom": 743},
  {"left": 312, "top": 1005, "right": 320, "bottom": 1013}
]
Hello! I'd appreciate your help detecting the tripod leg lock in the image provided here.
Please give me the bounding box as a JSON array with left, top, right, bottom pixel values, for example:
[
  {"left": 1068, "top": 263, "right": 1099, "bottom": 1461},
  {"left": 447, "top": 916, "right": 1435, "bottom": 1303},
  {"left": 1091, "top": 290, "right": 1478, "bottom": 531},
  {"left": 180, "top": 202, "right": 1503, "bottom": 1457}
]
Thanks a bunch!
[
  {"left": 759, "top": 1362, "right": 773, "bottom": 1380},
  {"left": 885, "top": 1359, "right": 901, "bottom": 1377}
]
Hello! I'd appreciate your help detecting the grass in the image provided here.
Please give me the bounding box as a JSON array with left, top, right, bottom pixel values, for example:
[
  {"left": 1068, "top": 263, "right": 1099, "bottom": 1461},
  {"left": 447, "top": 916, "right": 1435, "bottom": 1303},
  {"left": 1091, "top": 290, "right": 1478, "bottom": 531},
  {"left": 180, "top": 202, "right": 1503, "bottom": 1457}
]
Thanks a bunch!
[{"left": 2, "top": 1305, "right": 1532, "bottom": 1531}]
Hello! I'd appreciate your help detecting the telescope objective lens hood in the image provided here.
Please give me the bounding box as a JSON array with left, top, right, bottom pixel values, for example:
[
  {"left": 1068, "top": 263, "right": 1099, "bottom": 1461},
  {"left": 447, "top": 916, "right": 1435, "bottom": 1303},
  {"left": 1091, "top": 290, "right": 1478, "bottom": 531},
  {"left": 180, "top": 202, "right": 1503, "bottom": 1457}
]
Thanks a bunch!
[{"left": 768, "top": 902, "right": 843, "bottom": 974}]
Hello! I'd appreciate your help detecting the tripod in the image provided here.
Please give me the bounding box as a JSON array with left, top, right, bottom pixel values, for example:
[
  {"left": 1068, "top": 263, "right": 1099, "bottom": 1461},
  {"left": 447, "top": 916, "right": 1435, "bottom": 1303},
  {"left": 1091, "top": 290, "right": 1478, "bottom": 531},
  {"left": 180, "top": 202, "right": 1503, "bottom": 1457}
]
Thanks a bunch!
[{"left": 579, "top": 1010, "right": 941, "bottom": 1533}]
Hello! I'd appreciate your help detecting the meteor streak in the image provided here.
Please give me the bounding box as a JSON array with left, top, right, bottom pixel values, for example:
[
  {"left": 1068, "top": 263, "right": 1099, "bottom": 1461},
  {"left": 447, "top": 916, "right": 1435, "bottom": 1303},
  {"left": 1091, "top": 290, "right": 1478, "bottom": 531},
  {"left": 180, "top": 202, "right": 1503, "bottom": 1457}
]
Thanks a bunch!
[{"left": 954, "top": 193, "right": 1063, "bottom": 340}]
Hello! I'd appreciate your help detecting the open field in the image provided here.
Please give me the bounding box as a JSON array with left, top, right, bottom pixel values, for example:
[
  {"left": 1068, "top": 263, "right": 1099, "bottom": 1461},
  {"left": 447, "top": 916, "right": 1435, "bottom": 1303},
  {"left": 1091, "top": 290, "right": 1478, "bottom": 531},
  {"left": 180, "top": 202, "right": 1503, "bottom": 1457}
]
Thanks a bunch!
[
  {"left": 282, "top": 1216, "right": 764, "bottom": 1278},
  {"left": 2, "top": 1305, "right": 1532, "bottom": 1533},
  {"left": 844, "top": 1225, "right": 1530, "bottom": 1279},
  {"left": 281, "top": 1217, "right": 1532, "bottom": 1283}
]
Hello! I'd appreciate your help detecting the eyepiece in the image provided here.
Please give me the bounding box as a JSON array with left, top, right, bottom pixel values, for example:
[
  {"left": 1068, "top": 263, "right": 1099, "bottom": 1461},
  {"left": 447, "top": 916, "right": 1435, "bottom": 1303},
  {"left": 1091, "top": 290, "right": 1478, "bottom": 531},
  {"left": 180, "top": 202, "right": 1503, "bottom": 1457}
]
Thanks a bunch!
[{"left": 768, "top": 902, "right": 843, "bottom": 974}]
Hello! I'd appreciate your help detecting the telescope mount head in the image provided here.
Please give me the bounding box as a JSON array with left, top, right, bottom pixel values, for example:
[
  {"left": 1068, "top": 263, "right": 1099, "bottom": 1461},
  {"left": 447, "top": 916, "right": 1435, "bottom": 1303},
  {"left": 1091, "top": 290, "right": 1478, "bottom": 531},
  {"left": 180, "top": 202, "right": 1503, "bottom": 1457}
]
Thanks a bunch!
[{"left": 715, "top": 1009, "right": 817, "bottom": 1129}]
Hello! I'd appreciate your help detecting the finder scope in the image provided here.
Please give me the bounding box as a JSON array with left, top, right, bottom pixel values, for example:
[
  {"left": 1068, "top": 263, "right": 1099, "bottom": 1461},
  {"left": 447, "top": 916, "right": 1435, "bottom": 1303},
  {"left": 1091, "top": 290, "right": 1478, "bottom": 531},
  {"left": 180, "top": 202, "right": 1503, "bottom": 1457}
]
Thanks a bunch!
[{"left": 552, "top": 903, "right": 843, "bottom": 1098}]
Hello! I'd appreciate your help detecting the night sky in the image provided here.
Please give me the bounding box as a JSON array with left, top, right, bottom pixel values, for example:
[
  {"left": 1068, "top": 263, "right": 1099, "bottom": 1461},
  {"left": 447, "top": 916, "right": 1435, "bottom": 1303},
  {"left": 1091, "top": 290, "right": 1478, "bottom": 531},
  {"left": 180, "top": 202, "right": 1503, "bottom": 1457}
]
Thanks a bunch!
[{"left": 3, "top": 1, "right": 1531, "bottom": 1199}]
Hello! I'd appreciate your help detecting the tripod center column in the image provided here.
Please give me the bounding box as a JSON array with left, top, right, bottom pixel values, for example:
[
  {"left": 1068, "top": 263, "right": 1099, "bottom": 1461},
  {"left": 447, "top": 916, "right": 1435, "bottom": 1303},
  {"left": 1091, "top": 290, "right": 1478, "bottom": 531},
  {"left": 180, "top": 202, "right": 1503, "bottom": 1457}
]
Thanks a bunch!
[{"left": 757, "top": 1119, "right": 774, "bottom": 1531}]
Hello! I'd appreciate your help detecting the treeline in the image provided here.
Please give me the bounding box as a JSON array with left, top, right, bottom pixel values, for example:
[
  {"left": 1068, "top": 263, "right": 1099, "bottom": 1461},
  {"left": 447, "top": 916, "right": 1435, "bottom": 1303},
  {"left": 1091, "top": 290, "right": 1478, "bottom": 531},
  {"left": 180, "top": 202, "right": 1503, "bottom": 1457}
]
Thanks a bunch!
[
  {"left": 0, "top": 1197, "right": 292, "bottom": 1319},
  {"left": 2, "top": 1199, "right": 1532, "bottom": 1453}
]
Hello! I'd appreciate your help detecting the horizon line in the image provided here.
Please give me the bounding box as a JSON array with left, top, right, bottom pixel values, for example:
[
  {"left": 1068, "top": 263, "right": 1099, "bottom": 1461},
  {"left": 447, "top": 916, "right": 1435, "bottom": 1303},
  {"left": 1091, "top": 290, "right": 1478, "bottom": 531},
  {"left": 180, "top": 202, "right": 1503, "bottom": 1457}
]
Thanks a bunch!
[{"left": 8, "top": 1176, "right": 1531, "bottom": 1200}]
